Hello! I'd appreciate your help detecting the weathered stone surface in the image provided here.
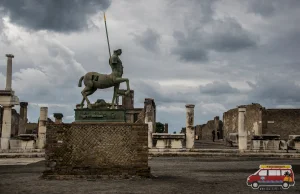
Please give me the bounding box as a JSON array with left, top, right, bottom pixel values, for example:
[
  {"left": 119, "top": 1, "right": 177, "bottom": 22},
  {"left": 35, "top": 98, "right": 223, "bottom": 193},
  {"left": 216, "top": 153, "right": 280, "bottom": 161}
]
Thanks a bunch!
[
  {"left": 223, "top": 103, "right": 263, "bottom": 140},
  {"left": 74, "top": 109, "right": 126, "bottom": 122},
  {"left": 43, "top": 122, "right": 150, "bottom": 179},
  {"left": 262, "top": 109, "right": 300, "bottom": 140},
  {"left": 224, "top": 103, "right": 300, "bottom": 141}
]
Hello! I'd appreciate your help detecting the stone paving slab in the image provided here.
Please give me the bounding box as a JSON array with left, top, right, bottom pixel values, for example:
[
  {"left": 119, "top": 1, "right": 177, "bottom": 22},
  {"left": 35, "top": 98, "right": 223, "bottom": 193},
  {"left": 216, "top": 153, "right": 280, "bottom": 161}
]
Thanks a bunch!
[{"left": 0, "top": 157, "right": 299, "bottom": 194}]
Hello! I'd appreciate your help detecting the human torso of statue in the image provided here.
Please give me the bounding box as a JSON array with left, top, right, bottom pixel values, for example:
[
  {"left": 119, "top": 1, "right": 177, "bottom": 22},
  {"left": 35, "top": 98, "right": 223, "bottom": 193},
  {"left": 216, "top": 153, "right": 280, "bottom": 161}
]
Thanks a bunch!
[{"left": 110, "top": 53, "right": 123, "bottom": 77}]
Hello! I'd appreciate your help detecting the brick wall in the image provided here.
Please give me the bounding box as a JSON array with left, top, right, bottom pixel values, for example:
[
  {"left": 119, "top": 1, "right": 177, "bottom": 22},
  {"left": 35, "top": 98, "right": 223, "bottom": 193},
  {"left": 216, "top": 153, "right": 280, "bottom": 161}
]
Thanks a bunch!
[
  {"left": 262, "top": 109, "right": 300, "bottom": 140},
  {"left": 43, "top": 122, "right": 150, "bottom": 179}
]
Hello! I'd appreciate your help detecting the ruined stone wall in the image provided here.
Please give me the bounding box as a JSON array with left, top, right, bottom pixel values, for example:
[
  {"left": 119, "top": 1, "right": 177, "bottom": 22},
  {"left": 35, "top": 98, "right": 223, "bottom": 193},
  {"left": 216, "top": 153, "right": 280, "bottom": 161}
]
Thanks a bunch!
[
  {"left": 244, "top": 104, "right": 262, "bottom": 138},
  {"left": 195, "top": 125, "right": 201, "bottom": 139},
  {"left": 262, "top": 109, "right": 300, "bottom": 140},
  {"left": 223, "top": 104, "right": 262, "bottom": 139},
  {"left": 201, "top": 120, "right": 215, "bottom": 140},
  {"left": 223, "top": 108, "right": 238, "bottom": 138},
  {"left": 44, "top": 123, "right": 150, "bottom": 179}
]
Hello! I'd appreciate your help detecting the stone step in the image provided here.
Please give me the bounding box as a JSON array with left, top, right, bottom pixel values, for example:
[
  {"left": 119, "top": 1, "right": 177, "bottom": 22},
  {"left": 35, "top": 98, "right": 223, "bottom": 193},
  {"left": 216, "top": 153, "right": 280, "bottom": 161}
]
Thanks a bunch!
[
  {"left": 0, "top": 149, "right": 44, "bottom": 153},
  {"left": 149, "top": 152, "right": 300, "bottom": 158},
  {"left": 0, "top": 152, "right": 45, "bottom": 158}
]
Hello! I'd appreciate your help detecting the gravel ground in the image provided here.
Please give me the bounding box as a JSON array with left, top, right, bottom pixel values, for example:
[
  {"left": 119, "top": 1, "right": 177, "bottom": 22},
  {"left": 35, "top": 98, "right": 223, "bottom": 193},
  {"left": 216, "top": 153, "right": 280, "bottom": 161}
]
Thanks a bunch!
[{"left": 0, "top": 157, "right": 299, "bottom": 194}]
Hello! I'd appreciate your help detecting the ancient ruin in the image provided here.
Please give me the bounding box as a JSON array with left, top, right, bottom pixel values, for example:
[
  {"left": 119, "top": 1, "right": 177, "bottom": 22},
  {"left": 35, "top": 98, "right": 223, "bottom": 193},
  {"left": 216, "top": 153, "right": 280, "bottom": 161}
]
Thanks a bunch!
[
  {"left": 43, "top": 45, "right": 151, "bottom": 179},
  {"left": 0, "top": 54, "right": 20, "bottom": 149}
]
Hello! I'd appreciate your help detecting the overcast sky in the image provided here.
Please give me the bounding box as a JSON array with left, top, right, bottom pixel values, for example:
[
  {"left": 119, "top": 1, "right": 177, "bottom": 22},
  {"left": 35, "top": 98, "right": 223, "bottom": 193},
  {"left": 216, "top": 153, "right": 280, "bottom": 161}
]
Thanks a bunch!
[{"left": 1, "top": 0, "right": 300, "bottom": 133}]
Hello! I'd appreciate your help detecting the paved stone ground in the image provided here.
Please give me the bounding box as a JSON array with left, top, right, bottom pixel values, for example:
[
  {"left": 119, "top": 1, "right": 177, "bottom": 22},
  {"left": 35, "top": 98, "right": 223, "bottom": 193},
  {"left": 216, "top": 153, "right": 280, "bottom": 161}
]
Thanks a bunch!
[{"left": 0, "top": 157, "right": 299, "bottom": 194}]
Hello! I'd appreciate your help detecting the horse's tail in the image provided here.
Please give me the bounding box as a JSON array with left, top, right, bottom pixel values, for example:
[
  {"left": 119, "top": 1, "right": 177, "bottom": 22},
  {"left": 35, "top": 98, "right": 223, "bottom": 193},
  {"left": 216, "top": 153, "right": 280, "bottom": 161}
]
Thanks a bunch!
[{"left": 78, "top": 76, "right": 84, "bottom": 87}]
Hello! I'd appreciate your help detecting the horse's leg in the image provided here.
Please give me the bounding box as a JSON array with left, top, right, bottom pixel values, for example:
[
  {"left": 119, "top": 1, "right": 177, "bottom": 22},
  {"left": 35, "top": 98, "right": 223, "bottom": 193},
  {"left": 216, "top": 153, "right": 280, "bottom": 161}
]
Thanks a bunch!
[
  {"left": 111, "top": 85, "right": 119, "bottom": 109},
  {"left": 115, "top": 83, "right": 120, "bottom": 106},
  {"left": 115, "top": 78, "right": 130, "bottom": 95},
  {"left": 80, "top": 88, "right": 96, "bottom": 108},
  {"left": 81, "top": 86, "right": 93, "bottom": 107}
]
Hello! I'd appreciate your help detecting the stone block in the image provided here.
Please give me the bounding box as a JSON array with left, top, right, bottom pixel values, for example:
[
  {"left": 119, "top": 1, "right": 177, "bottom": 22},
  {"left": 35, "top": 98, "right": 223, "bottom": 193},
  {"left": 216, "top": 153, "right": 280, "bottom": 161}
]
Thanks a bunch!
[
  {"left": 9, "top": 139, "right": 35, "bottom": 149},
  {"left": 74, "top": 109, "right": 126, "bottom": 122}
]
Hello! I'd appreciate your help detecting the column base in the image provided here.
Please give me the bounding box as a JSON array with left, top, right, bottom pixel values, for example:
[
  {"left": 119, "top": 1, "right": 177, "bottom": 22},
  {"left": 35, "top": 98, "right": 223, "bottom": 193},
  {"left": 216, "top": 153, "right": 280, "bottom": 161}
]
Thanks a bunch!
[{"left": 0, "top": 137, "right": 10, "bottom": 149}]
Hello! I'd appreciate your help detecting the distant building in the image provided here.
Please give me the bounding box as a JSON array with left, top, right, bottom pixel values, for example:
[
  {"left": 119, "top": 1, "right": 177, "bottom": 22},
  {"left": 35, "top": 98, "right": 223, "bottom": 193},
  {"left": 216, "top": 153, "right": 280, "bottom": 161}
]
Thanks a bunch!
[{"left": 223, "top": 103, "right": 300, "bottom": 140}]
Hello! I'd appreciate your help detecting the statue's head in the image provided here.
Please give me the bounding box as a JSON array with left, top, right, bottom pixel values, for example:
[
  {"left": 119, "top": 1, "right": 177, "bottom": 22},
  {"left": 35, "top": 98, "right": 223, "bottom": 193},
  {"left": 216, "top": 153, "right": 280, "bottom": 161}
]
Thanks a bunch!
[{"left": 114, "top": 49, "right": 122, "bottom": 55}]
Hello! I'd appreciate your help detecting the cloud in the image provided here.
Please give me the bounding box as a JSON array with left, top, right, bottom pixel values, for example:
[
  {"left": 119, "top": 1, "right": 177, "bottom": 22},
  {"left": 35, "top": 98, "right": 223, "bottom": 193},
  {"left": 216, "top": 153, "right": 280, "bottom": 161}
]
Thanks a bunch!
[
  {"left": 1, "top": 0, "right": 300, "bottom": 134},
  {"left": 132, "top": 28, "right": 160, "bottom": 52},
  {"left": 246, "top": 0, "right": 300, "bottom": 17},
  {"left": 0, "top": 0, "right": 111, "bottom": 32},
  {"left": 247, "top": 74, "right": 300, "bottom": 104},
  {"left": 199, "top": 81, "right": 240, "bottom": 96},
  {"left": 172, "top": 17, "right": 258, "bottom": 62}
]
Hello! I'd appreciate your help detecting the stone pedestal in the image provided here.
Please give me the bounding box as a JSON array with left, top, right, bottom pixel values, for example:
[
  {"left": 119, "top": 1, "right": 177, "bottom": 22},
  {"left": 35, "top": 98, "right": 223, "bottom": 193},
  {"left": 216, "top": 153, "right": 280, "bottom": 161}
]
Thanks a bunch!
[
  {"left": 10, "top": 139, "right": 35, "bottom": 149},
  {"left": 0, "top": 106, "right": 12, "bottom": 149},
  {"left": 74, "top": 109, "right": 126, "bottom": 122},
  {"left": 43, "top": 123, "right": 151, "bottom": 179},
  {"left": 152, "top": 133, "right": 185, "bottom": 149},
  {"left": 185, "top": 104, "right": 195, "bottom": 149},
  {"left": 37, "top": 107, "right": 48, "bottom": 149},
  {"left": 238, "top": 106, "right": 247, "bottom": 151}
]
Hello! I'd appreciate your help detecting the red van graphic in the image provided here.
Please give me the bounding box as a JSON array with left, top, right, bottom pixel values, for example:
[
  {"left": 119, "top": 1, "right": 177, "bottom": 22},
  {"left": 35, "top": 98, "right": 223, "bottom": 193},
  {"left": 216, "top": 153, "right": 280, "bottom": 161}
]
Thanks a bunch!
[{"left": 246, "top": 165, "right": 295, "bottom": 189}]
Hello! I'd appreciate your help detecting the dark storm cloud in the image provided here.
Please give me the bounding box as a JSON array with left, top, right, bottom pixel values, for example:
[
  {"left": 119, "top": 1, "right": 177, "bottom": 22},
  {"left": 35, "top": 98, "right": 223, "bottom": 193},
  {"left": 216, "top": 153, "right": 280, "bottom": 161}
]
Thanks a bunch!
[
  {"left": 199, "top": 81, "right": 240, "bottom": 96},
  {"left": 132, "top": 28, "right": 160, "bottom": 52},
  {"left": 246, "top": 0, "right": 300, "bottom": 17},
  {"left": 247, "top": 74, "right": 300, "bottom": 104},
  {"left": 0, "top": 0, "right": 111, "bottom": 32},
  {"left": 172, "top": 17, "right": 258, "bottom": 62}
]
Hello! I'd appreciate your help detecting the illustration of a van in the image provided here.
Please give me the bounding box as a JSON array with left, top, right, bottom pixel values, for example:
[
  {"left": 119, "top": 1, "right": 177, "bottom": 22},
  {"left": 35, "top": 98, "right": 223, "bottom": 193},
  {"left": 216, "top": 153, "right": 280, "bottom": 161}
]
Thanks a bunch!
[{"left": 247, "top": 165, "right": 295, "bottom": 189}]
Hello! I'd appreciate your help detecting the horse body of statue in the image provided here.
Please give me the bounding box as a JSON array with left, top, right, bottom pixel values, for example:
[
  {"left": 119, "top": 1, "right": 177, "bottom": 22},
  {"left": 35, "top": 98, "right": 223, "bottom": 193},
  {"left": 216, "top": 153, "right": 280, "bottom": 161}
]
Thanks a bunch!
[{"left": 78, "top": 49, "right": 130, "bottom": 109}]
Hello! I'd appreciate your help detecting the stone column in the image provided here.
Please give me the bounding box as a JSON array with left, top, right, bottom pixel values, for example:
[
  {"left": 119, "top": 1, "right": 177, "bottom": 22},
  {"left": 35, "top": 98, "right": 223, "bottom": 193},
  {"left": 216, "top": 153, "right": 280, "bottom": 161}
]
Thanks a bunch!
[
  {"left": 19, "top": 102, "right": 28, "bottom": 134},
  {"left": 238, "top": 106, "right": 247, "bottom": 151},
  {"left": 121, "top": 90, "right": 134, "bottom": 109},
  {"left": 185, "top": 104, "right": 195, "bottom": 149},
  {"left": 164, "top": 123, "right": 168, "bottom": 133},
  {"left": 258, "top": 108, "right": 263, "bottom": 135},
  {"left": 144, "top": 98, "right": 155, "bottom": 148},
  {"left": 53, "top": 113, "right": 63, "bottom": 124},
  {"left": 0, "top": 105, "right": 12, "bottom": 149},
  {"left": 37, "top": 107, "right": 48, "bottom": 149},
  {"left": 20, "top": 102, "right": 28, "bottom": 122},
  {"left": 5, "top": 54, "right": 14, "bottom": 91}
]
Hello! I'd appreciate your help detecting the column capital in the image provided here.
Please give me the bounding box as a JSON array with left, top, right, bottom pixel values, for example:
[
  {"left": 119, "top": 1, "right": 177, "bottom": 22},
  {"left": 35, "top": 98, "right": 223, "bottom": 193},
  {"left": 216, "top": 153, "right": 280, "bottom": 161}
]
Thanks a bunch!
[
  {"left": 185, "top": 104, "right": 195, "bottom": 108},
  {"left": 20, "top": 102, "right": 28, "bottom": 107},
  {"left": 53, "top": 113, "right": 63, "bottom": 119},
  {"left": 6, "top": 54, "right": 14, "bottom": 58},
  {"left": 238, "top": 106, "right": 246, "bottom": 112}
]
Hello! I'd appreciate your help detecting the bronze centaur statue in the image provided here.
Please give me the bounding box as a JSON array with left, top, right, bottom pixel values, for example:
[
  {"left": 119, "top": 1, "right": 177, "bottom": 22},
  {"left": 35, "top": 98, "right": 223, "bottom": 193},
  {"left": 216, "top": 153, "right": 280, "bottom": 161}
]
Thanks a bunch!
[{"left": 78, "top": 49, "right": 130, "bottom": 109}]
